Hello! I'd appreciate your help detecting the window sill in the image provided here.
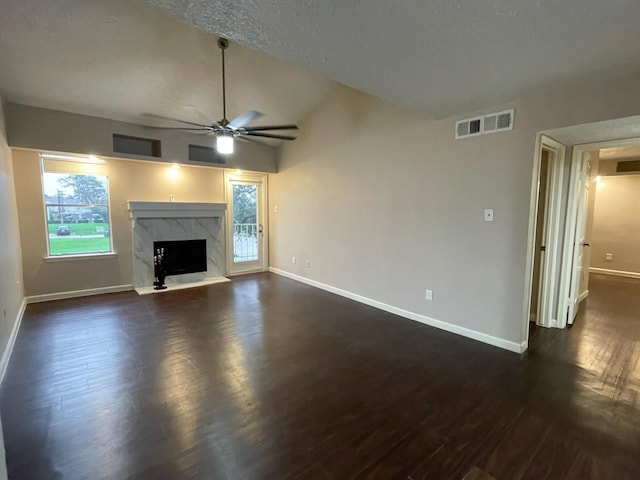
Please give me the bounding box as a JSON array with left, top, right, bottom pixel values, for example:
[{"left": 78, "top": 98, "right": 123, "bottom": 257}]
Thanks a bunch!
[{"left": 44, "top": 252, "right": 117, "bottom": 262}]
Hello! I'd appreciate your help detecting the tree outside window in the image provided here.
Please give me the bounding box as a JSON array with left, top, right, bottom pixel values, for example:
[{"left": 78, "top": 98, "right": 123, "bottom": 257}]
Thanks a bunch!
[{"left": 42, "top": 156, "right": 112, "bottom": 256}]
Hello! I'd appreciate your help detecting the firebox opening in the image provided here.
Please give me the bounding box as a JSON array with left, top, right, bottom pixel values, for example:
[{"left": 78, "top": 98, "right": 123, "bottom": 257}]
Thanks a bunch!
[{"left": 153, "top": 239, "right": 207, "bottom": 277}]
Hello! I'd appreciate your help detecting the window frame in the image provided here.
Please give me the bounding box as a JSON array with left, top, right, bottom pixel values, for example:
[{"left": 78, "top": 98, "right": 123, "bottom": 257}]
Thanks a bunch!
[{"left": 40, "top": 154, "right": 115, "bottom": 258}]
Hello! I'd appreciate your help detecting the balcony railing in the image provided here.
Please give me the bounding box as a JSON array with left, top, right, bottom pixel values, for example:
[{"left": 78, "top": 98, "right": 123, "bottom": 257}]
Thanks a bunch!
[{"left": 233, "top": 223, "right": 258, "bottom": 262}]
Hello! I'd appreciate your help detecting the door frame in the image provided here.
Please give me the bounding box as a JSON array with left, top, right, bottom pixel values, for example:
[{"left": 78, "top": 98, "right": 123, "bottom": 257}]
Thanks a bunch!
[
  {"left": 522, "top": 134, "right": 567, "bottom": 345},
  {"left": 224, "top": 170, "right": 269, "bottom": 275}
]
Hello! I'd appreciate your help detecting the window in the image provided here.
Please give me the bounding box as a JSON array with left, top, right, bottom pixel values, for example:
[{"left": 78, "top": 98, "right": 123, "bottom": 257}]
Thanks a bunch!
[{"left": 41, "top": 154, "right": 113, "bottom": 256}]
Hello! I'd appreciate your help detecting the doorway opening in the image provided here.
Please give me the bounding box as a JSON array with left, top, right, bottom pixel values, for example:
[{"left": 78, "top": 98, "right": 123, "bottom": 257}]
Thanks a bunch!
[{"left": 523, "top": 124, "right": 640, "bottom": 350}]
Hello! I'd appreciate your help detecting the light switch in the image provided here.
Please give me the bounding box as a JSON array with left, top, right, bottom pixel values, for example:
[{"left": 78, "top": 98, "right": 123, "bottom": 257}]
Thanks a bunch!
[{"left": 484, "top": 209, "right": 494, "bottom": 222}]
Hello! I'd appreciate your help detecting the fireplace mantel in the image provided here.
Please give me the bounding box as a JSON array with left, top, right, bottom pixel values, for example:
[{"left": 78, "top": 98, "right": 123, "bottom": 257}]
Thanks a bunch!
[{"left": 128, "top": 201, "right": 227, "bottom": 221}]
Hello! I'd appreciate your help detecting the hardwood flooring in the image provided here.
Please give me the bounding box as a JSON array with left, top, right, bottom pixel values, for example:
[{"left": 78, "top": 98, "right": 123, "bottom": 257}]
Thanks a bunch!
[{"left": 1, "top": 272, "right": 639, "bottom": 479}]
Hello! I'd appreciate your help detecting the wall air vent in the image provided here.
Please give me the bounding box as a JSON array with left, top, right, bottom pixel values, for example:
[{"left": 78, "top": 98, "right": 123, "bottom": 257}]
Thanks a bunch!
[
  {"left": 615, "top": 159, "right": 640, "bottom": 174},
  {"left": 455, "top": 109, "right": 514, "bottom": 139}
]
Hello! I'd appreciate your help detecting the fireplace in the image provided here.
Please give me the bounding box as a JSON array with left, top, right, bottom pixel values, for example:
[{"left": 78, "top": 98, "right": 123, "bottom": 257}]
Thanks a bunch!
[{"left": 128, "top": 201, "right": 228, "bottom": 294}]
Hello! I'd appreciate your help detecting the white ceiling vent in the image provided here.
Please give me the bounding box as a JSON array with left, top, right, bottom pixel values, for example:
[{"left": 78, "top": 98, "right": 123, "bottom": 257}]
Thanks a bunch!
[{"left": 455, "top": 109, "right": 514, "bottom": 139}]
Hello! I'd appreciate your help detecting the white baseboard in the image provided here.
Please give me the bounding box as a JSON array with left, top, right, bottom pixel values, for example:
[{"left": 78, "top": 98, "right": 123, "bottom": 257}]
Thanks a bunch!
[
  {"left": 26, "top": 284, "right": 133, "bottom": 304},
  {"left": 269, "top": 268, "right": 526, "bottom": 354},
  {"left": 0, "top": 297, "right": 26, "bottom": 384},
  {"left": 578, "top": 289, "right": 589, "bottom": 302},
  {"left": 589, "top": 267, "right": 640, "bottom": 280}
]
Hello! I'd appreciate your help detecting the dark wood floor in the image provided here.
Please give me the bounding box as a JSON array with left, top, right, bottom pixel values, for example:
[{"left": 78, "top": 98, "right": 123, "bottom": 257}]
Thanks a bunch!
[{"left": 1, "top": 272, "right": 639, "bottom": 479}]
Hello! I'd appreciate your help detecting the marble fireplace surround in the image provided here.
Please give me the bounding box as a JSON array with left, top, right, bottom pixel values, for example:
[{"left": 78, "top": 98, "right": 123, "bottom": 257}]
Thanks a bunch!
[{"left": 128, "top": 201, "right": 229, "bottom": 294}]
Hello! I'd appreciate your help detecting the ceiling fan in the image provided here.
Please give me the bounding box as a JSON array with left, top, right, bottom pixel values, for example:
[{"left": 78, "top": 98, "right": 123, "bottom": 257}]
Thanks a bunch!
[{"left": 144, "top": 37, "right": 298, "bottom": 154}]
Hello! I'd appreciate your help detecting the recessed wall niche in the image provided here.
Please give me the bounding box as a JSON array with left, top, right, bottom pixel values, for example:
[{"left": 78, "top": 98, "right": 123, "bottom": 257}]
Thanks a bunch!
[{"left": 113, "top": 134, "right": 162, "bottom": 157}]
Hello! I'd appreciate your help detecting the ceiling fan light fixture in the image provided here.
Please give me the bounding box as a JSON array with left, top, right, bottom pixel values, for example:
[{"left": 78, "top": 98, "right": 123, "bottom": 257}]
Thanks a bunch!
[{"left": 217, "top": 134, "right": 234, "bottom": 155}]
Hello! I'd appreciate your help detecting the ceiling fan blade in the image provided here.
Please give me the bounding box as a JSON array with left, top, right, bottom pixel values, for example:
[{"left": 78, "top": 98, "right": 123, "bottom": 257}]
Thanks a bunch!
[
  {"left": 144, "top": 126, "right": 212, "bottom": 131},
  {"left": 243, "top": 125, "right": 299, "bottom": 132},
  {"left": 245, "top": 132, "right": 297, "bottom": 140},
  {"left": 236, "top": 136, "right": 268, "bottom": 146},
  {"left": 141, "top": 113, "right": 214, "bottom": 128},
  {"left": 228, "top": 110, "right": 264, "bottom": 129}
]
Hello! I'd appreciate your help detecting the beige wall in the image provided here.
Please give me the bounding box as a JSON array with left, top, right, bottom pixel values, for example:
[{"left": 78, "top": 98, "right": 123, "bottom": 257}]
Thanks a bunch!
[
  {"left": 0, "top": 97, "right": 24, "bottom": 360},
  {"left": 12, "top": 149, "right": 225, "bottom": 296},
  {"left": 590, "top": 174, "right": 640, "bottom": 274},
  {"left": 7, "top": 104, "right": 278, "bottom": 173},
  {"left": 0, "top": 96, "right": 21, "bottom": 480},
  {"left": 270, "top": 74, "right": 640, "bottom": 348}
]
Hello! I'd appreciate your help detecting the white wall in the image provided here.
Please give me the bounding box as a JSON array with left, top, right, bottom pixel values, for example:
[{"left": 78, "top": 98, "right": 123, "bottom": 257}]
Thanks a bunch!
[
  {"left": 591, "top": 174, "right": 640, "bottom": 274},
  {"left": 0, "top": 95, "right": 23, "bottom": 479},
  {"left": 270, "top": 73, "right": 640, "bottom": 350}
]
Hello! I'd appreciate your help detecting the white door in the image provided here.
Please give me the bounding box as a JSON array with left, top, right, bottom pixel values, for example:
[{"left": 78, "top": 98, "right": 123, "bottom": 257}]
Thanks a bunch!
[
  {"left": 566, "top": 157, "right": 592, "bottom": 324},
  {"left": 225, "top": 172, "right": 268, "bottom": 275}
]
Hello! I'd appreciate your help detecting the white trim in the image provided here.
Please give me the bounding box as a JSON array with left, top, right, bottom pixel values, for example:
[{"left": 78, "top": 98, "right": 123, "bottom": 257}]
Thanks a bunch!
[
  {"left": 589, "top": 267, "right": 640, "bottom": 279},
  {"left": 0, "top": 298, "right": 27, "bottom": 384},
  {"left": 539, "top": 137, "right": 567, "bottom": 329},
  {"left": 270, "top": 268, "right": 526, "bottom": 354},
  {"left": 523, "top": 135, "right": 567, "bottom": 340},
  {"left": 578, "top": 289, "right": 590, "bottom": 302},
  {"left": 128, "top": 201, "right": 226, "bottom": 221},
  {"left": 26, "top": 284, "right": 133, "bottom": 304},
  {"left": 44, "top": 252, "right": 117, "bottom": 262}
]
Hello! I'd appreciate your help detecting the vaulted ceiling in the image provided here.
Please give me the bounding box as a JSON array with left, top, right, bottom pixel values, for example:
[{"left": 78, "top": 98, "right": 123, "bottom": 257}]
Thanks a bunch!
[
  {"left": 0, "top": 0, "right": 332, "bottom": 131},
  {"left": 2, "top": 0, "right": 640, "bottom": 128}
]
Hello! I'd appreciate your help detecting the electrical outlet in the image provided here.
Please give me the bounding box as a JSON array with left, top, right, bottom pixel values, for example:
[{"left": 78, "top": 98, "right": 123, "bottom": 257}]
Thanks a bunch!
[
  {"left": 274, "top": 205, "right": 279, "bottom": 213},
  {"left": 305, "top": 260, "right": 311, "bottom": 268},
  {"left": 484, "top": 209, "right": 494, "bottom": 222},
  {"left": 169, "top": 194, "right": 176, "bottom": 202},
  {"left": 425, "top": 289, "right": 433, "bottom": 301},
  {"left": 292, "top": 256, "right": 296, "bottom": 264},
  {"left": 605, "top": 253, "right": 613, "bottom": 261}
]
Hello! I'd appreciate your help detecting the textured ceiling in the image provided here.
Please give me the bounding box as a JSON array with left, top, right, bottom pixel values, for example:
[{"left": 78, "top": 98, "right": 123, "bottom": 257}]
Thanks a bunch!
[
  {"left": 141, "top": 0, "right": 640, "bottom": 118},
  {"left": 0, "top": 0, "right": 332, "bottom": 133},
  {"left": 2, "top": 1, "right": 640, "bottom": 129}
]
